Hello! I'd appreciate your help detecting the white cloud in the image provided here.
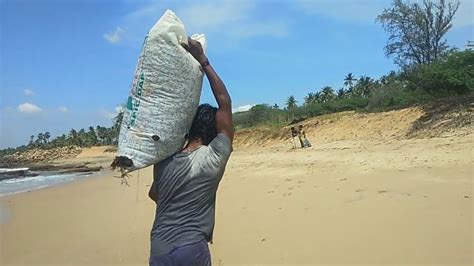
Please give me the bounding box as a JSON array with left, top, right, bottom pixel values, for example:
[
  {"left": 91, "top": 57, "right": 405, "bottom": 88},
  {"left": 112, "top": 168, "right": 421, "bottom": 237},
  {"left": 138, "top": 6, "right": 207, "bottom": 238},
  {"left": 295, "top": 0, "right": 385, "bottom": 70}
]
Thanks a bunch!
[
  {"left": 58, "top": 106, "right": 68, "bottom": 113},
  {"left": 99, "top": 106, "right": 123, "bottom": 119},
  {"left": 233, "top": 104, "right": 254, "bottom": 113},
  {"left": 23, "top": 89, "right": 34, "bottom": 96},
  {"left": 99, "top": 109, "right": 116, "bottom": 119},
  {"left": 115, "top": 105, "right": 124, "bottom": 113},
  {"left": 177, "top": 0, "right": 252, "bottom": 31},
  {"left": 103, "top": 27, "right": 125, "bottom": 44},
  {"left": 115, "top": 0, "right": 290, "bottom": 46},
  {"left": 17, "top": 103, "right": 42, "bottom": 114},
  {"left": 178, "top": 1, "right": 290, "bottom": 39}
]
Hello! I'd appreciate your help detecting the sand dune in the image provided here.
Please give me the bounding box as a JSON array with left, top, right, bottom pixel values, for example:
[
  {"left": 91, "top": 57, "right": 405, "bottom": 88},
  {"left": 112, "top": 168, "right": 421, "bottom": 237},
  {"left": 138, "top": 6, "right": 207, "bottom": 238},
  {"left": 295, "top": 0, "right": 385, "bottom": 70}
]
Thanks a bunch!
[{"left": 1, "top": 106, "right": 472, "bottom": 265}]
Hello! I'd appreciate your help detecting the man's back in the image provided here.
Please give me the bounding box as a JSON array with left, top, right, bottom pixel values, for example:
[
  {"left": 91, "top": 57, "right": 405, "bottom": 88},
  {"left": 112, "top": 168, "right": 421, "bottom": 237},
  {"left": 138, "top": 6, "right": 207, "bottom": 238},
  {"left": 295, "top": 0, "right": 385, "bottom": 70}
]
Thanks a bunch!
[{"left": 150, "top": 134, "right": 232, "bottom": 257}]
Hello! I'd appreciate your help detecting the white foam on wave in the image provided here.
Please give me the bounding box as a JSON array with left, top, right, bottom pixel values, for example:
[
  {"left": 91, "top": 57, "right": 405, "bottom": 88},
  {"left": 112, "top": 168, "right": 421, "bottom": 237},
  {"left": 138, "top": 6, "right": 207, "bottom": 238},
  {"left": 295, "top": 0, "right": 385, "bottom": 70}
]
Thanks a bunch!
[
  {"left": 0, "top": 172, "right": 94, "bottom": 196},
  {"left": 0, "top": 167, "right": 29, "bottom": 173}
]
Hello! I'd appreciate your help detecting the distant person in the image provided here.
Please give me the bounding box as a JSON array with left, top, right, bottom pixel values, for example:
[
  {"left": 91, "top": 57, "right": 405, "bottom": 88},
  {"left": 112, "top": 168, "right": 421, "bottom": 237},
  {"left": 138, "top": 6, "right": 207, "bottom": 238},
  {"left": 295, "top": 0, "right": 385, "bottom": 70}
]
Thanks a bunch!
[
  {"left": 148, "top": 38, "right": 233, "bottom": 266},
  {"left": 291, "top": 127, "right": 300, "bottom": 149},
  {"left": 298, "top": 125, "right": 312, "bottom": 148}
]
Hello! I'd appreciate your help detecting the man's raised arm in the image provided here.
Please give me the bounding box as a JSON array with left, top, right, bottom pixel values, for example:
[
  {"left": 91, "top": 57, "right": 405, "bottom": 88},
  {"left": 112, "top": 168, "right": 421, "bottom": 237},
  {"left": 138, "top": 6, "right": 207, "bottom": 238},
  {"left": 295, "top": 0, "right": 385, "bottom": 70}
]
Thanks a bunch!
[{"left": 183, "top": 38, "right": 234, "bottom": 142}]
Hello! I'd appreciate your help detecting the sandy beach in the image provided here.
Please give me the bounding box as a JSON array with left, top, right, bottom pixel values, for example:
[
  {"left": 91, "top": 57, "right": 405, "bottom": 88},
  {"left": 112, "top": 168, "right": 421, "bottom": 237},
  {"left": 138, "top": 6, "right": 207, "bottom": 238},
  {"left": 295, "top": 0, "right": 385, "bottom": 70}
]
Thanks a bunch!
[{"left": 1, "top": 108, "right": 472, "bottom": 266}]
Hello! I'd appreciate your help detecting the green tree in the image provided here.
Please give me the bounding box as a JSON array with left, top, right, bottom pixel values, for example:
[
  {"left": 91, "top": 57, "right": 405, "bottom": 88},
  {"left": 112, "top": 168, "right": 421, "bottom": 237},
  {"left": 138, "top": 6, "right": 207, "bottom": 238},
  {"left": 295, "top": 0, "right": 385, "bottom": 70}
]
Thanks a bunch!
[
  {"left": 406, "top": 50, "right": 474, "bottom": 96},
  {"left": 354, "top": 76, "right": 375, "bottom": 98},
  {"left": 337, "top": 88, "right": 346, "bottom": 99},
  {"left": 88, "top": 126, "right": 98, "bottom": 146},
  {"left": 28, "top": 135, "right": 35, "bottom": 146},
  {"left": 321, "top": 86, "right": 335, "bottom": 102},
  {"left": 44, "top": 132, "right": 51, "bottom": 144},
  {"left": 285, "top": 95, "right": 297, "bottom": 109},
  {"left": 377, "top": 0, "right": 459, "bottom": 66},
  {"left": 111, "top": 109, "right": 124, "bottom": 145},
  {"left": 69, "top": 129, "right": 78, "bottom": 146},
  {"left": 247, "top": 104, "right": 271, "bottom": 127},
  {"left": 304, "top": 92, "right": 317, "bottom": 105},
  {"left": 96, "top": 126, "right": 109, "bottom": 145},
  {"left": 467, "top": 40, "right": 473, "bottom": 50},
  {"left": 344, "top": 73, "right": 356, "bottom": 92},
  {"left": 36, "top": 133, "right": 44, "bottom": 147}
]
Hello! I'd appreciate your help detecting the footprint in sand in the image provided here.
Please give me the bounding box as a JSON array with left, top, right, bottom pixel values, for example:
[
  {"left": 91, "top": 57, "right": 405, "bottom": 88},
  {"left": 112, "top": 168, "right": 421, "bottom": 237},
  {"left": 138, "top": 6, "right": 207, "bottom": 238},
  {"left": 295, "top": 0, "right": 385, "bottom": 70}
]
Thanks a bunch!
[
  {"left": 355, "top": 189, "right": 364, "bottom": 192},
  {"left": 288, "top": 187, "right": 294, "bottom": 190},
  {"left": 464, "top": 195, "right": 471, "bottom": 199},
  {"left": 339, "top": 178, "right": 347, "bottom": 181},
  {"left": 314, "top": 186, "right": 318, "bottom": 188},
  {"left": 285, "top": 178, "right": 292, "bottom": 182},
  {"left": 378, "top": 190, "right": 388, "bottom": 193},
  {"left": 267, "top": 191, "right": 275, "bottom": 194},
  {"left": 283, "top": 192, "right": 292, "bottom": 197},
  {"left": 298, "top": 180, "right": 305, "bottom": 184}
]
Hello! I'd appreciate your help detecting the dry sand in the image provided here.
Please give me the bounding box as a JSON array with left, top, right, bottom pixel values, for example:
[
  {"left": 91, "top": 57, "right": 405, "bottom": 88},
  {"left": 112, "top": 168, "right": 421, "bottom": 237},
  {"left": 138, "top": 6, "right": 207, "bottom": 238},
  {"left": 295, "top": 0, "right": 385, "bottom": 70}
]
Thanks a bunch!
[{"left": 1, "top": 107, "right": 472, "bottom": 266}]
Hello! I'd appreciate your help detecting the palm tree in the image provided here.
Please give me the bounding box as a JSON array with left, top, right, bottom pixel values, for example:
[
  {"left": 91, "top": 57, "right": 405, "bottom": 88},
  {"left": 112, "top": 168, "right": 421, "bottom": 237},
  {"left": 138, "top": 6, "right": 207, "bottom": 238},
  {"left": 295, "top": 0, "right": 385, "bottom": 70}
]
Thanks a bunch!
[
  {"left": 88, "top": 126, "right": 98, "bottom": 146},
  {"left": 44, "top": 132, "right": 51, "bottom": 144},
  {"left": 28, "top": 135, "right": 35, "bottom": 146},
  {"left": 286, "top": 95, "right": 297, "bottom": 109},
  {"left": 78, "top": 128, "right": 87, "bottom": 147},
  {"left": 36, "top": 133, "right": 44, "bottom": 146},
  {"left": 321, "top": 86, "right": 335, "bottom": 102},
  {"left": 96, "top": 126, "right": 108, "bottom": 145},
  {"left": 355, "top": 75, "right": 373, "bottom": 98},
  {"left": 344, "top": 73, "right": 356, "bottom": 91},
  {"left": 314, "top": 92, "right": 322, "bottom": 102},
  {"left": 337, "top": 88, "right": 346, "bottom": 98},
  {"left": 69, "top": 129, "right": 78, "bottom": 146},
  {"left": 113, "top": 110, "right": 124, "bottom": 130},
  {"left": 304, "top": 92, "right": 316, "bottom": 105}
]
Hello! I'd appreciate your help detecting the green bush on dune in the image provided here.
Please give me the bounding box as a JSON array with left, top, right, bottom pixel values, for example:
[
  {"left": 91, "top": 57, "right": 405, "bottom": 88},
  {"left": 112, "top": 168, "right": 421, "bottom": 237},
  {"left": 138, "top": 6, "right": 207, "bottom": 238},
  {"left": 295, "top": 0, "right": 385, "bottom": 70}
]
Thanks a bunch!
[{"left": 405, "top": 50, "right": 474, "bottom": 97}]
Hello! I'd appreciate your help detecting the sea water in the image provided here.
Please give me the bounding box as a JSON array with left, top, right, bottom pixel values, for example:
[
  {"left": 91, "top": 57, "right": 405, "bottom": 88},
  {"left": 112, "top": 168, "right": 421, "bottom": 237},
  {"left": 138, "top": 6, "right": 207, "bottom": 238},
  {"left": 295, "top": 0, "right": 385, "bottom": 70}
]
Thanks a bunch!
[{"left": 0, "top": 170, "right": 95, "bottom": 196}]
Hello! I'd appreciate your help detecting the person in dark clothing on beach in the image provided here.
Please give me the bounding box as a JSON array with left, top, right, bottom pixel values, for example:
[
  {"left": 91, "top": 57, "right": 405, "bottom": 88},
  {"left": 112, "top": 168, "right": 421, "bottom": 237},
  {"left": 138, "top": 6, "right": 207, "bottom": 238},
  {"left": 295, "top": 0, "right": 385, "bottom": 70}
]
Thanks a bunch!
[{"left": 148, "top": 37, "right": 234, "bottom": 266}]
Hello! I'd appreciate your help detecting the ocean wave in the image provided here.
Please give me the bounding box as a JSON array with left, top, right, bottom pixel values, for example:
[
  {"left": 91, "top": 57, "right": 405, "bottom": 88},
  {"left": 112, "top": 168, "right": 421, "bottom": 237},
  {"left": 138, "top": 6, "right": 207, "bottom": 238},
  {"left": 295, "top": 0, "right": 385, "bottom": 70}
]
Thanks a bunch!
[{"left": 0, "top": 172, "right": 94, "bottom": 196}]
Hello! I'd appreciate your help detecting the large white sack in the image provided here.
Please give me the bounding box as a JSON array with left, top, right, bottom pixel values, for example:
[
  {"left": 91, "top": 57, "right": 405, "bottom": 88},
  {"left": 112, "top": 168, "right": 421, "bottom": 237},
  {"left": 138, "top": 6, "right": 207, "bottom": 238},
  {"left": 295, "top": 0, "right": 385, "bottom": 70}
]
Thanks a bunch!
[{"left": 113, "top": 10, "right": 206, "bottom": 173}]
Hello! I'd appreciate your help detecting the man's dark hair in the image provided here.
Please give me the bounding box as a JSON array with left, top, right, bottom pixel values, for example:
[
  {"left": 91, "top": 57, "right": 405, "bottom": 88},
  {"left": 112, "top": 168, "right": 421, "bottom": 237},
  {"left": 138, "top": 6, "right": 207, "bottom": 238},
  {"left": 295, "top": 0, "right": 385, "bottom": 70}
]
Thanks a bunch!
[{"left": 188, "top": 103, "right": 218, "bottom": 145}]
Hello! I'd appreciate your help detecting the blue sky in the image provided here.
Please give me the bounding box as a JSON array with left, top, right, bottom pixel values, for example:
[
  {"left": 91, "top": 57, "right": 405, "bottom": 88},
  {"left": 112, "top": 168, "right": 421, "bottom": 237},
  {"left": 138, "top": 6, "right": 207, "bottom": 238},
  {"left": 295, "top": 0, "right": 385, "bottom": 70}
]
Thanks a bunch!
[{"left": 0, "top": 0, "right": 472, "bottom": 149}]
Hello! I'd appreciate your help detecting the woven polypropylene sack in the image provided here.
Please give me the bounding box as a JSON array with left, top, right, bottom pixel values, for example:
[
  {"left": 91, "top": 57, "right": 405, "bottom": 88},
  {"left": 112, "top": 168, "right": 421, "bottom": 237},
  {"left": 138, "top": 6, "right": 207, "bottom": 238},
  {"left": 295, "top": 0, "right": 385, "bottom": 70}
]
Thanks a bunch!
[{"left": 113, "top": 10, "right": 206, "bottom": 172}]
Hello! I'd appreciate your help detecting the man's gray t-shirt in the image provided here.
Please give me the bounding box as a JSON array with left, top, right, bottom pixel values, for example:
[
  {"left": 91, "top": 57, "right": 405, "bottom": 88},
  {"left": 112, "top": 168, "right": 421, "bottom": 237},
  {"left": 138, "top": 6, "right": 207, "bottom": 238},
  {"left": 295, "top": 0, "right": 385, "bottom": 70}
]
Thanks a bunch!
[{"left": 150, "top": 133, "right": 232, "bottom": 256}]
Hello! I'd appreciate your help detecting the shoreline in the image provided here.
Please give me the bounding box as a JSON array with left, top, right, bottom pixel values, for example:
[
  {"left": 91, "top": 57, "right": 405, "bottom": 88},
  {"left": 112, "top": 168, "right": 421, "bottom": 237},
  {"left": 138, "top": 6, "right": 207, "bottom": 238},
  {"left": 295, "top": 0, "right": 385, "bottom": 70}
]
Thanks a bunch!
[{"left": 0, "top": 170, "right": 105, "bottom": 198}]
